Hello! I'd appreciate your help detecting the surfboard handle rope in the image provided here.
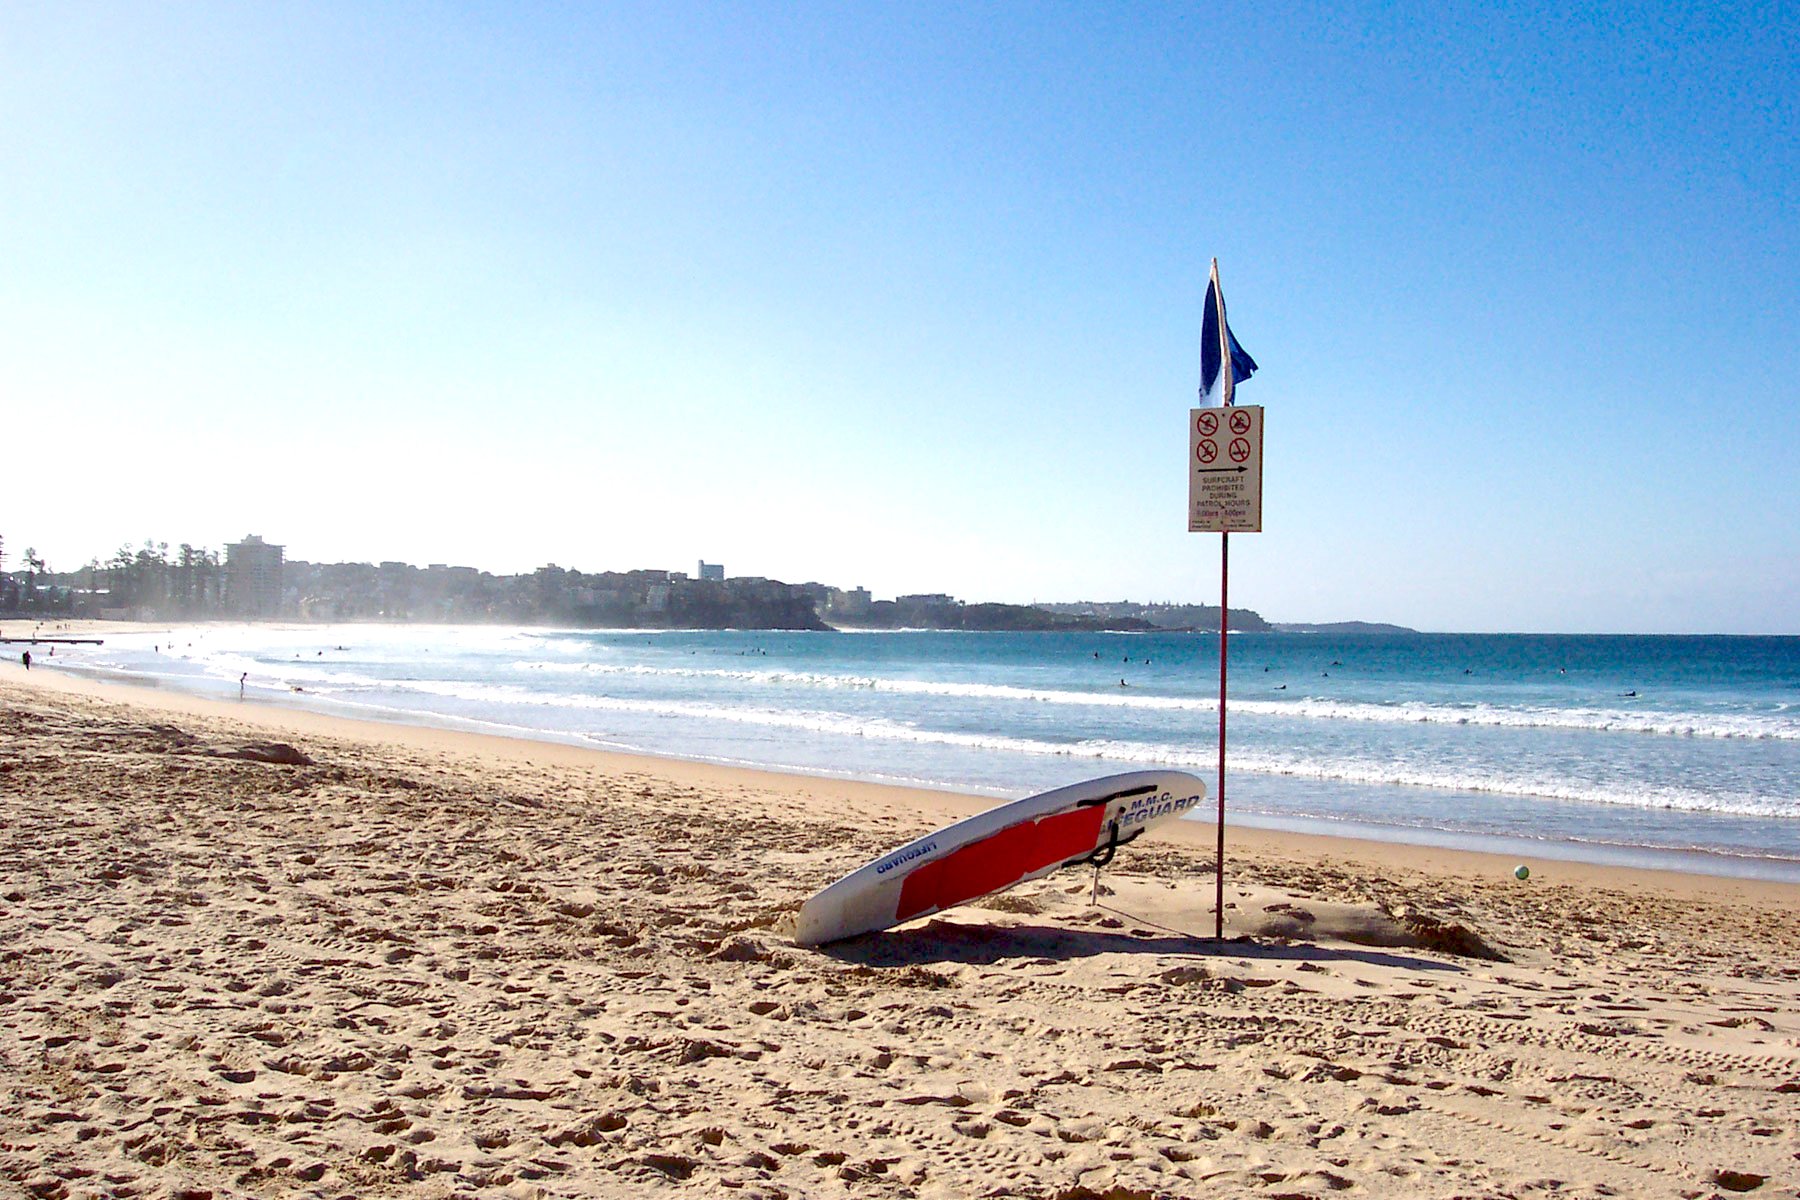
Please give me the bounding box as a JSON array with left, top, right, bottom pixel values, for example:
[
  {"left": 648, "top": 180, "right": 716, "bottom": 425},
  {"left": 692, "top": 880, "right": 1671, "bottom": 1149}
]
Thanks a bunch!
[
  {"left": 1073, "top": 782, "right": 1153, "bottom": 909},
  {"left": 1085, "top": 819, "right": 1124, "bottom": 869},
  {"left": 1081, "top": 819, "right": 1140, "bottom": 907}
]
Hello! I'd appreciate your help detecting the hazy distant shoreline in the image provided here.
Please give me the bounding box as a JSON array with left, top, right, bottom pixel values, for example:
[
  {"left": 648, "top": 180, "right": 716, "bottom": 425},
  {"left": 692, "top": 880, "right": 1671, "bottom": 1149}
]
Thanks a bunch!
[
  {"left": 4, "top": 608, "right": 1417, "bottom": 636},
  {"left": 8, "top": 548, "right": 1410, "bottom": 633}
]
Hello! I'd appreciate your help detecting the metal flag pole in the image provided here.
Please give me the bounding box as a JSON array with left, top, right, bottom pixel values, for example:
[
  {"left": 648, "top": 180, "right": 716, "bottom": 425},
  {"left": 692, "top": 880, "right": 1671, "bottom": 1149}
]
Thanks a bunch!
[
  {"left": 1210, "top": 258, "right": 1234, "bottom": 940},
  {"left": 1215, "top": 527, "right": 1229, "bottom": 938}
]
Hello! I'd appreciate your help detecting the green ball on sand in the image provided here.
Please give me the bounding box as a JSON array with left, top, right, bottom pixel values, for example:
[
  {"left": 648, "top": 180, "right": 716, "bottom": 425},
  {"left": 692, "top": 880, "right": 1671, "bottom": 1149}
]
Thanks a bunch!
[{"left": 1513, "top": 864, "right": 1531, "bottom": 880}]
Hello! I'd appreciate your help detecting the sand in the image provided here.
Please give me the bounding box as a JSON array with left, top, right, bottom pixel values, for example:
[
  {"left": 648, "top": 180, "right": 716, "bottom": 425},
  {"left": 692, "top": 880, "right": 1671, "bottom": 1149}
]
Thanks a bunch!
[{"left": 2, "top": 660, "right": 1796, "bottom": 1200}]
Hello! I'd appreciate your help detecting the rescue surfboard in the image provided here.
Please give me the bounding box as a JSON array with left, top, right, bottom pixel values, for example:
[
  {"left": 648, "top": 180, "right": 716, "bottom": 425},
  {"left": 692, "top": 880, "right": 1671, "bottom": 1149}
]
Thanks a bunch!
[{"left": 794, "top": 770, "right": 1206, "bottom": 946}]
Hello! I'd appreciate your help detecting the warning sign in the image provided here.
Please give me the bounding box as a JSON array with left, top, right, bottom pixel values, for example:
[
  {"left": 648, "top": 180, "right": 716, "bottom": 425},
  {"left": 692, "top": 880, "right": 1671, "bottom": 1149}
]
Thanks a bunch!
[{"left": 1189, "top": 405, "right": 1263, "bottom": 532}]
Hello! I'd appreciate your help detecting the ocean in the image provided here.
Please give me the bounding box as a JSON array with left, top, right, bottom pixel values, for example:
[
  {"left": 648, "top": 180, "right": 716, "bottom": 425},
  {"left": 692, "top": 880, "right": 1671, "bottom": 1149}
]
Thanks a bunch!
[{"left": 38, "top": 623, "right": 1800, "bottom": 882}]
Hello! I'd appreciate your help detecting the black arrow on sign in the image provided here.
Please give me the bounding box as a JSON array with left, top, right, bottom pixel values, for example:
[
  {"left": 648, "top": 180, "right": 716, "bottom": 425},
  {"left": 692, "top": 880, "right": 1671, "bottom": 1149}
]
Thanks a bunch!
[{"left": 1196, "top": 466, "right": 1249, "bottom": 474}]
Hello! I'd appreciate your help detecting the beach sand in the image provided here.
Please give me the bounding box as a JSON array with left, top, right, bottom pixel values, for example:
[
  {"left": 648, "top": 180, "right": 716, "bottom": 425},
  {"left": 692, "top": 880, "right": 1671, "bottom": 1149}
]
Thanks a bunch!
[{"left": 2, "top": 660, "right": 1796, "bottom": 1199}]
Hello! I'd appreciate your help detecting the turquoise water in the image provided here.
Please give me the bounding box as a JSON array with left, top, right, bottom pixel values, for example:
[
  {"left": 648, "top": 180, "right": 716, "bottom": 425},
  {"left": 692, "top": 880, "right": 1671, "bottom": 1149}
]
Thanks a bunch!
[{"left": 46, "top": 625, "right": 1800, "bottom": 880}]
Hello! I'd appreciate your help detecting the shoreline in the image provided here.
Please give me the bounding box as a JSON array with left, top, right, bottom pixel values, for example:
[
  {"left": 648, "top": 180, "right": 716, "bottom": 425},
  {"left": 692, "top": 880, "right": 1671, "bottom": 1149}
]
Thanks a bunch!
[
  {"left": 6, "top": 657, "right": 1796, "bottom": 906},
  {"left": 8, "top": 627, "right": 1800, "bottom": 888}
]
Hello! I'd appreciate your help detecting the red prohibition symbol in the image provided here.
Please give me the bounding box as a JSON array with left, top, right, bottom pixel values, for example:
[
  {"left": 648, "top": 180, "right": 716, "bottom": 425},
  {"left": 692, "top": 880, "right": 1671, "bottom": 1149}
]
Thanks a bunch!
[
  {"left": 1229, "top": 410, "right": 1253, "bottom": 435},
  {"left": 1228, "top": 437, "right": 1251, "bottom": 463},
  {"left": 1196, "top": 411, "right": 1219, "bottom": 437},
  {"left": 1197, "top": 439, "right": 1219, "bottom": 464}
]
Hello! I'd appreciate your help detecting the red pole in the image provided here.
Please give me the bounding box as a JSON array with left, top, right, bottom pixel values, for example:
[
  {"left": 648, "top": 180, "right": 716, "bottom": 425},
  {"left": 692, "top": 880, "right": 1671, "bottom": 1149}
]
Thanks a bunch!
[
  {"left": 1216, "top": 530, "right": 1228, "bottom": 938},
  {"left": 1205, "top": 256, "right": 1235, "bottom": 940}
]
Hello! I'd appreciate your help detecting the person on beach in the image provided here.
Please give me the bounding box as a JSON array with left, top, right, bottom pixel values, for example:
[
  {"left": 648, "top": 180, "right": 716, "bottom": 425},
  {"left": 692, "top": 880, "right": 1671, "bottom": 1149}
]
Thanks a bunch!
[{"left": 20, "top": 651, "right": 30, "bottom": 670}]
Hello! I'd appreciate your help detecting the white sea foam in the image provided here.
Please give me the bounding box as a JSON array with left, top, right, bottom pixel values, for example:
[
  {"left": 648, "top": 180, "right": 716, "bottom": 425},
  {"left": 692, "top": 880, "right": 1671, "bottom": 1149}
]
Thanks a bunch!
[
  {"left": 1262, "top": 697, "right": 1799, "bottom": 741},
  {"left": 303, "top": 675, "right": 1799, "bottom": 821},
  {"left": 511, "top": 660, "right": 1800, "bottom": 740}
]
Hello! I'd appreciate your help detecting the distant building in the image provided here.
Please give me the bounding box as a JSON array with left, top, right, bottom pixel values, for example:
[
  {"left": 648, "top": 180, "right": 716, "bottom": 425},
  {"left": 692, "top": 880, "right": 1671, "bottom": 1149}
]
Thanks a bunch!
[
  {"left": 225, "top": 534, "right": 284, "bottom": 616},
  {"left": 698, "top": 561, "right": 725, "bottom": 581},
  {"left": 825, "top": 586, "right": 873, "bottom": 618}
]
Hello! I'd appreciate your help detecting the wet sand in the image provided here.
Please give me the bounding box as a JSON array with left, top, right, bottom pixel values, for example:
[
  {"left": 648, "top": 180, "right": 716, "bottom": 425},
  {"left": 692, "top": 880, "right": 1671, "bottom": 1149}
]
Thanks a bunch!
[{"left": 3, "top": 662, "right": 1796, "bottom": 1198}]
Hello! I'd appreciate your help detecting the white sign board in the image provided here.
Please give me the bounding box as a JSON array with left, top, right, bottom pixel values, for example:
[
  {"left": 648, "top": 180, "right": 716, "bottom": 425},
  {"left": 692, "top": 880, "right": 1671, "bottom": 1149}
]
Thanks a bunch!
[{"left": 1188, "top": 405, "right": 1263, "bottom": 533}]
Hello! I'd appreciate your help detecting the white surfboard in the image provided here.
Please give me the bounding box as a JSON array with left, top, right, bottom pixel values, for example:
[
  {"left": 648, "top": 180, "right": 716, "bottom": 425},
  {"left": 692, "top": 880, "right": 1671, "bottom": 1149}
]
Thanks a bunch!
[{"left": 794, "top": 770, "right": 1206, "bottom": 946}]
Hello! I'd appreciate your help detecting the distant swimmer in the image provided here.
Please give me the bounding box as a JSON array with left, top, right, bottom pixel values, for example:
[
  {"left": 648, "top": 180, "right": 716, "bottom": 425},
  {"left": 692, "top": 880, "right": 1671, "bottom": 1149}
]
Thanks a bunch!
[
  {"left": 1119, "top": 678, "right": 1129, "bottom": 687},
  {"left": 1274, "top": 683, "right": 1286, "bottom": 690},
  {"left": 1622, "top": 690, "right": 1638, "bottom": 698}
]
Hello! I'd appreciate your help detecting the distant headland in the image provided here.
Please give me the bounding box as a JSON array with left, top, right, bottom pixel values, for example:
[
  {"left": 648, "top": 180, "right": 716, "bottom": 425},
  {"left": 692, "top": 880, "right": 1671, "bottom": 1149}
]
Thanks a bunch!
[{"left": 0, "top": 536, "right": 1410, "bottom": 634}]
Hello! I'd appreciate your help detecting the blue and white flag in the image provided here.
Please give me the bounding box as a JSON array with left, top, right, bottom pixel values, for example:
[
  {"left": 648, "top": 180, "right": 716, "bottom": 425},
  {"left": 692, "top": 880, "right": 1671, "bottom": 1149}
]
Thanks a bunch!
[{"left": 1198, "top": 259, "right": 1258, "bottom": 407}]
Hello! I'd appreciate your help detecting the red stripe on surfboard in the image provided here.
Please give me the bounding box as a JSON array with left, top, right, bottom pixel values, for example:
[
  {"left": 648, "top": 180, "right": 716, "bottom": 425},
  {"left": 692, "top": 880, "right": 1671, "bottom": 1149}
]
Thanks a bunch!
[{"left": 894, "top": 804, "right": 1109, "bottom": 923}]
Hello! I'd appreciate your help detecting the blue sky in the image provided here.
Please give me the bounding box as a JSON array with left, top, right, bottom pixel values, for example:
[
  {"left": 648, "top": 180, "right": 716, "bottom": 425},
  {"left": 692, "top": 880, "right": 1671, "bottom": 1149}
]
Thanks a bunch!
[{"left": 3, "top": 2, "right": 1795, "bottom": 632}]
